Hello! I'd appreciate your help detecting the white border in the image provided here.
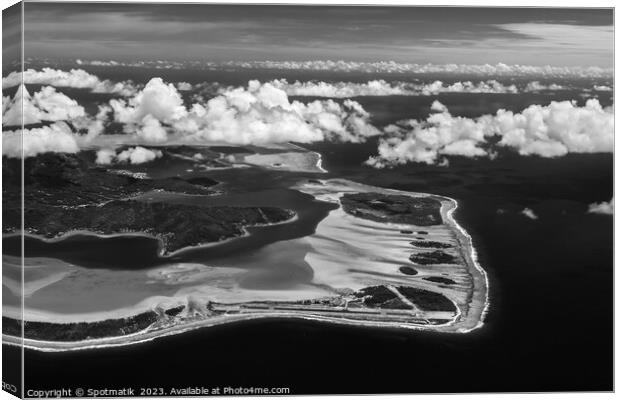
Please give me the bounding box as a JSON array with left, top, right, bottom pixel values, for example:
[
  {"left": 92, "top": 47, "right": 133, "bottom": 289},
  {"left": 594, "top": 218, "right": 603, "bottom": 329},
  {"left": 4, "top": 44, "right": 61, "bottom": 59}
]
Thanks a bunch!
[{"left": 0, "top": 2, "right": 616, "bottom": 400}]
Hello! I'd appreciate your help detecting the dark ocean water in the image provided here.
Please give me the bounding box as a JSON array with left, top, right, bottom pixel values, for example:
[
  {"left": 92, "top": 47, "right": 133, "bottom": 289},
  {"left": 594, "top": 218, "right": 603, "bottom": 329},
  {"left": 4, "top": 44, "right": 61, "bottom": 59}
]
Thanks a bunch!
[{"left": 3, "top": 69, "right": 613, "bottom": 394}]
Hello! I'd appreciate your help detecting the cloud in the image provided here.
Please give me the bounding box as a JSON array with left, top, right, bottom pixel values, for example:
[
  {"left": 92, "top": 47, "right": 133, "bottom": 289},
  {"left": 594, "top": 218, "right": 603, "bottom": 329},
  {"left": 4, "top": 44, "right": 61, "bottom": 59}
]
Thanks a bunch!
[
  {"left": 2, "top": 68, "right": 137, "bottom": 96},
  {"left": 2, "top": 77, "right": 381, "bottom": 158},
  {"left": 74, "top": 59, "right": 613, "bottom": 78},
  {"left": 2, "top": 85, "right": 86, "bottom": 126},
  {"left": 76, "top": 59, "right": 184, "bottom": 69},
  {"left": 136, "top": 114, "right": 169, "bottom": 143},
  {"left": 176, "top": 82, "right": 193, "bottom": 91},
  {"left": 207, "top": 79, "right": 592, "bottom": 99},
  {"left": 593, "top": 85, "right": 613, "bottom": 92},
  {"left": 109, "top": 77, "right": 187, "bottom": 124},
  {"left": 95, "top": 146, "right": 163, "bottom": 165},
  {"left": 244, "top": 61, "right": 613, "bottom": 78},
  {"left": 110, "top": 78, "right": 380, "bottom": 145},
  {"left": 588, "top": 198, "right": 613, "bottom": 215},
  {"left": 2, "top": 122, "right": 80, "bottom": 158},
  {"left": 366, "top": 99, "right": 613, "bottom": 167},
  {"left": 2, "top": 95, "right": 11, "bottom": 114},
  {"left": 95, "top": 148, "right": 116, "bottom": 165},
  {"left": 268, "top": 79, "right": 409, "bottom": 97},
  {"left": 221, "top": 61, "right": 612, "bottom": 78},
  {"left": 2, "top": 87, "right": 110, "bottom": 158},
  {"left": 523, "top": 81, "right": 566, "bottom": 92},
  {"left": 260, "top": 79, "right": 522, "bottom": 97},
  {"left": 521, "top": 208, "right": 538, "bottom": 220}
]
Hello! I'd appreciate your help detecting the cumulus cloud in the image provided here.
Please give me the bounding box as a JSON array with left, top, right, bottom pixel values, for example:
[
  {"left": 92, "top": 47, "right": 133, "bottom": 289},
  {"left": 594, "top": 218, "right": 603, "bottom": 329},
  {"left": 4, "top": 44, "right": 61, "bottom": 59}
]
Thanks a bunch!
[
  {"left": 366, "top": 99, "right": 614, "bottom": 168},
  {"left": 2, "top": 87, "right": 110, "bottom": 158},
  {"left": 95, "top": 148, "right": 116, "bottom": 165},
  {"left": 2, "top": 68, "right": 137, "bottom": 96},
  {"left": 521, "top": 208, "right": 538, "bottom": 220},
  {"left": 588, "top": 198, "right": 613, "bottom": 215},
  {"left": 2, "top": 77, "right": 382, "bottom": 158},
  {"left": 259, "top": 79, "right": 524, "bottom": 97},
  {"left": 268, "top": 79, "right": 409, "bottom": 97},
  {"left": 176, "top": 82, "right": 193, "bottom": 91},
  {"left": 109, "top": 77, "right": 188, "bottom": 125},
  {"left": 210, "top": 79, "right": 581, "bottom": 99},
  {"left": 110, "top": 78, "right": 380, "bottom": 145},
  {"left": 2, "top": 122, "right": 80, "bottom": 158},
  {"left": 117, "top": 146, "right": 163, "bottom": 164},
  {"left": 136, "top": 114, "right": 168, "bottom": 142},
  {"left": 95, "top": 146, "right": 163, "bottom": 165},
  {"left": 2, "top": 85, "right": 86, "bottom": 126}
]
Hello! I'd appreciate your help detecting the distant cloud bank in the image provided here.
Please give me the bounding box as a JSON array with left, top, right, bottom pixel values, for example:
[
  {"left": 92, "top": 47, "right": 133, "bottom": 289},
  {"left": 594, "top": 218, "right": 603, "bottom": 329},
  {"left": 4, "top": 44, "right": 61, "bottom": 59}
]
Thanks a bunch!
[
  {"left": 177, "top": 79, "right": 599, "bottom": 98},
  {"left": 70, "top": 59, "right": 613, "bottom": 78},
  {"left": 261, "top": 79, "right": 525, "bottom": 97},
  {"left": 262, "top": 79, "right": 610, "bottom": 97},
  {"left": 6, "top": 68, "right": 610, "bottom": 102}
]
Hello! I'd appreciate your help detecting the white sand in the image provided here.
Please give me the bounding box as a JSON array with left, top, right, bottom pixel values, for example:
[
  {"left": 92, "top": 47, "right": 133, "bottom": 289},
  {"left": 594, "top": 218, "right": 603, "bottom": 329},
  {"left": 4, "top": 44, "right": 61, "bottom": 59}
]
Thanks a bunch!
[{"left": 243, "top": 151, "right": 325, "bottom": 173}]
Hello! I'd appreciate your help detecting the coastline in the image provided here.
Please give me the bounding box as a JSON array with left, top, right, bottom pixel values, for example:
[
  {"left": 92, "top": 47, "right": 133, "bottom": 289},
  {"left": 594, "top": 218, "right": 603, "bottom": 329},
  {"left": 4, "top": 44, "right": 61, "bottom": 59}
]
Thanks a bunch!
[
  {"left": 4, "top": 310, "right": 460, "bottom": 353},
  {"left": 295, "top": 179, "right": 489, "bottom": 333},
  {"left": 445, "top": 198, "right": 491, "bottom": 332},
  {"left": 5, "top": 212, "right": 299, "bottom": 258}
]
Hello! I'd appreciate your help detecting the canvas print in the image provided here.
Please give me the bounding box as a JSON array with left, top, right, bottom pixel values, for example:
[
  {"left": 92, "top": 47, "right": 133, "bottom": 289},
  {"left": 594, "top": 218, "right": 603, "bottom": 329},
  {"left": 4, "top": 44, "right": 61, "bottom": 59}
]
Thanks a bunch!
[{"left": 1, "top": 2, "right": 614, "bottom": 397}]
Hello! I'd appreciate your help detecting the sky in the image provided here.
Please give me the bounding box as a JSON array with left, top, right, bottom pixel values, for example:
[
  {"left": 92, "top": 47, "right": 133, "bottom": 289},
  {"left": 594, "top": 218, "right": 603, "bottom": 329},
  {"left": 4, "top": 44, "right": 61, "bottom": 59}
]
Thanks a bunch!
[{"left": 16, "top": 3, "right": 613, "bottom": 67}]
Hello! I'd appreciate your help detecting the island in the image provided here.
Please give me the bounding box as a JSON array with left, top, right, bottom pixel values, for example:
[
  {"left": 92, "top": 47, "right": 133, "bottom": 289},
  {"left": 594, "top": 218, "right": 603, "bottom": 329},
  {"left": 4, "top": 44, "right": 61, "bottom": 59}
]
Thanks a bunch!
[{"left": 2, "top": 147, "right": 489, "bottom": 352}]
